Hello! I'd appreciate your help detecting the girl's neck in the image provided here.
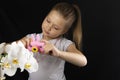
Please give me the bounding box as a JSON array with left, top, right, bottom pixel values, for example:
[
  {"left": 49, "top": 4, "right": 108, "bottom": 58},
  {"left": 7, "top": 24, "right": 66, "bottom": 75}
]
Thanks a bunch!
[{"left": 42, "top": 35, "right": 52, "bottom": 41}]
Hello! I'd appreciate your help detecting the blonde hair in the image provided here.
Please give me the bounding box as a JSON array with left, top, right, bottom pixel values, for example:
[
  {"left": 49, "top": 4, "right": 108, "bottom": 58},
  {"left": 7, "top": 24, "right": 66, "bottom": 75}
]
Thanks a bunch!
[{"left": 52, "top": 2, "right": 82, "bottom": 50}]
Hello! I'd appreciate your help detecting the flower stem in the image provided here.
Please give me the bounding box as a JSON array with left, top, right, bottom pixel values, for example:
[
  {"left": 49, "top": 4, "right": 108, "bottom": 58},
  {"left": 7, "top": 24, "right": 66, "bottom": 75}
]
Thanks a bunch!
[{"left": 0, "top": 63, "right": 5, "bottom": 80}]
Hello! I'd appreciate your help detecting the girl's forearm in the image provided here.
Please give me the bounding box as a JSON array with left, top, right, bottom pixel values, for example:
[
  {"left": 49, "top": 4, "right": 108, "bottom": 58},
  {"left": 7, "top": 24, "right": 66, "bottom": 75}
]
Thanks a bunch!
[
  {"left": 58, "top": 51, "right": 87, "bottom": 67},
  {"left": 16, "top": 39, "right": 26, "bottom": 47}
]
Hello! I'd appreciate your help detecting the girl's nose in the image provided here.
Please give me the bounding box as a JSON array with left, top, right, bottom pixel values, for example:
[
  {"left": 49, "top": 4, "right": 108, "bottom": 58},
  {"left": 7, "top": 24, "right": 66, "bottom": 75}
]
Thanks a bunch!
[{"left": 48, "top": 24, "right": 52, "bottom": 31}]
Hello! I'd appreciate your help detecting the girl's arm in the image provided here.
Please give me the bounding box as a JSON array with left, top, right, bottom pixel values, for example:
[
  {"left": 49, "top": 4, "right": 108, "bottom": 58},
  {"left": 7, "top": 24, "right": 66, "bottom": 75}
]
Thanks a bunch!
[
  {"left": 16, "top": 36, "right": 31, "bottom": 48},
  {"left": 42, "top": 39, "right": 87, "bottom": 67},
  {"left": 59, "top": 44, "right": 87, "bottom": 67}
]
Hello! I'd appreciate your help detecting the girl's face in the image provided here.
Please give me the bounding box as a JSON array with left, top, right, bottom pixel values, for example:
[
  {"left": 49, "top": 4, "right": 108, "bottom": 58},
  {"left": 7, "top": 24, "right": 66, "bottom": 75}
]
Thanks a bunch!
[{"left": 42, "top": 10, "right": 69, "bottom": 40}]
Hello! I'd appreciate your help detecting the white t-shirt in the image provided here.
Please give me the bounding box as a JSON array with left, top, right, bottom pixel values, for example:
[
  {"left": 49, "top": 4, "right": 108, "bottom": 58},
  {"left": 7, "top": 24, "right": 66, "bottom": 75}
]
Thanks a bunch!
[{"left": 27, "top": 33, "right": 73, "bottom": 80}]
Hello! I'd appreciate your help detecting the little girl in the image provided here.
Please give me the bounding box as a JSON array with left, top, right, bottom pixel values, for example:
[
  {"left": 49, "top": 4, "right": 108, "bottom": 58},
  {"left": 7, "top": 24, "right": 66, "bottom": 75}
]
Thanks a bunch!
[{"left": 20, "top": 2, "right": 87, "bottom": 80}]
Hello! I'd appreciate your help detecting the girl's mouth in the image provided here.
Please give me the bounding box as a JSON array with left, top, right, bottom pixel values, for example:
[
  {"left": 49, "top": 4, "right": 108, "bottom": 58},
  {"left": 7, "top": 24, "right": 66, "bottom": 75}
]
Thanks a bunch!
[{"left": 44, "top": 30, "right": 49, "bottom": 34}]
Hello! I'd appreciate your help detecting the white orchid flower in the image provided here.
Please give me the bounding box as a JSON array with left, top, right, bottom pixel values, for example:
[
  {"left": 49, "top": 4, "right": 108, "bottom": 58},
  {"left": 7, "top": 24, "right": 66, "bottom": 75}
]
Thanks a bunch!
[
  {"left": 16, "top": 41, "right": 39, "bottom": 73},
  {"left": 24, "top": 50, "right": 39, "bottom": 73},
  {"left": 5, "top": 42, "right": 21, "bottom": 67},
  {"left": 1, "top": 41, "right": 39, "bottom": 76},
  {"left": 1, "top": 56, "right": 17, "bottom": 76},
  {"left": 2, "top": 42, "right": 22, "bottom": 76}
]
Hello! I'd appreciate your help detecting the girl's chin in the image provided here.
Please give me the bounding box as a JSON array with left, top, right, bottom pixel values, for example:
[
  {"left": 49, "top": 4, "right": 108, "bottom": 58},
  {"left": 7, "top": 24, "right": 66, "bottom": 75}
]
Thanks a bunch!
[
  {"left": 43, "top": 33, "right": 49, "bottom": 37},
  {"left": 43, "top": 31, "right": 49, "bottom": 35},
  {"left": 43, "top": 34, "right": 51, "bottom": 40}
]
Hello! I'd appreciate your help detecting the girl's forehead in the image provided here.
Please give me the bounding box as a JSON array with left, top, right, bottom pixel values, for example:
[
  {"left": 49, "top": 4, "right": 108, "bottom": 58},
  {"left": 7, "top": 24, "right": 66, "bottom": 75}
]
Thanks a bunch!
[
  {"left": 47, "top": 10, "right": 69, "bottom": 27},
  {"left": 48, "top": 10, "right": 62, "bottom": 17}
]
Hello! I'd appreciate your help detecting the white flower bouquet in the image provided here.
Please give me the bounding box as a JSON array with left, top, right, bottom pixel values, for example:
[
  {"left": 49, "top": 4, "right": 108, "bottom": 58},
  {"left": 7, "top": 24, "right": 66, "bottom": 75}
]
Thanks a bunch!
[{"left": 0, "top": 41, "right": 38, "bottom": 80}]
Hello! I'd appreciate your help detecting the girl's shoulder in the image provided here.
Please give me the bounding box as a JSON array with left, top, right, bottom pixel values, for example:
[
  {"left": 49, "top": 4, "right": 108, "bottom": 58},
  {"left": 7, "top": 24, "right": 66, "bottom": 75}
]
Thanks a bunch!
[
  {"left": 59, "top": 37, "right": 74, "bottom": 51},
  {"left": 60, "top": 37, "right": 73, "bottom": 43}
]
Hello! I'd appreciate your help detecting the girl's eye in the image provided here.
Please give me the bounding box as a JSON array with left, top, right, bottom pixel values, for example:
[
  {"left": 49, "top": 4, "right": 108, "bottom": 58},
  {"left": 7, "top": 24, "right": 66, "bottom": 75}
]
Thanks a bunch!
[
  {"left": 54, "top": 27, "right": 59, "bottom": 30},
  {"left": 46, "top": 18, "right": 50, "bottom": 23}
]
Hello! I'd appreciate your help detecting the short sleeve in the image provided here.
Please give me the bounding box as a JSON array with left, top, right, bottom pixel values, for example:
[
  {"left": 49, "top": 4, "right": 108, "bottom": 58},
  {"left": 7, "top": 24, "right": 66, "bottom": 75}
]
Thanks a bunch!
[{"left": 61, "top": 38, "right": 74, "bottom": 51}]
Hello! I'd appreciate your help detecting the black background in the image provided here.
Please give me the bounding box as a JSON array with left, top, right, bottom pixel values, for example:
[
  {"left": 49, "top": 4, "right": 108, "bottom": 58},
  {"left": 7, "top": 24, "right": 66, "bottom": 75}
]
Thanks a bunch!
[{"left": 0, "top": 0, "right": 120, "bottom": 80}]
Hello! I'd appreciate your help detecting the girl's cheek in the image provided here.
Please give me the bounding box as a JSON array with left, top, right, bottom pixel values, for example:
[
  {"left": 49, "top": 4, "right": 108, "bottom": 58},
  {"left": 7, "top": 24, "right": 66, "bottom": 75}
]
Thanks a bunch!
[{"left": 42, "top": 24, "right": 46, "bottom": 29}]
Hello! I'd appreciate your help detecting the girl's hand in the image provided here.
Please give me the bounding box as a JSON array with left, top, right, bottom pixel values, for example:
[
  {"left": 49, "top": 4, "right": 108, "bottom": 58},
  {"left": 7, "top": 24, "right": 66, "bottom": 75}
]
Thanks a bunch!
[
  {"left": 41, "top": 40, "right": 61, "bottom": 57},
  {"left": 20, "top": 37, "right": 32, "bottom": 48}
]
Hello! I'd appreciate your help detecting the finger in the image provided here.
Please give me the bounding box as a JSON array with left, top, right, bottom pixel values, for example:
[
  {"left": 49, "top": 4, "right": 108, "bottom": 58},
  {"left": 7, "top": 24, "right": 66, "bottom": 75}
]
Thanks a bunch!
[
  {"left": 30, "top": 37, "right": 33, "bottom": 42},
  {"left": 40, "top": 40, "right": 49, "bottom": 46},
  {"left": 26, "top": 38, "right": 31, "bottom": 48},
  {"left": 40, "top": 39, "right": 48, "bottom": 43}
]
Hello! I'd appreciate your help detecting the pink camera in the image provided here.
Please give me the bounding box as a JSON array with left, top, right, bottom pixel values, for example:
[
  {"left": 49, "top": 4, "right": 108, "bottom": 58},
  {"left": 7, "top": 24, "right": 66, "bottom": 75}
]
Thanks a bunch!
[{"left": 27, "top": 34, "right": 45, "bottom": 53}]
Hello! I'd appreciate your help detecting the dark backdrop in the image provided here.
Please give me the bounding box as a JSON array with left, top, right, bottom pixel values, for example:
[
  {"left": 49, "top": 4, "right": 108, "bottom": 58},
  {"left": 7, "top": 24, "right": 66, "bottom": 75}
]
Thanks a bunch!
[{"left": 0, "top": 0, "right": 120, "bottom": 80}]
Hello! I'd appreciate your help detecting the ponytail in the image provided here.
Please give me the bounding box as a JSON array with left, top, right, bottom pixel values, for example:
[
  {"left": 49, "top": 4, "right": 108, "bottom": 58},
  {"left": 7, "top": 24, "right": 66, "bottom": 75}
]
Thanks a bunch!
[{"left": 72, "top": 4, "right": 82, "bottom": 50}]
